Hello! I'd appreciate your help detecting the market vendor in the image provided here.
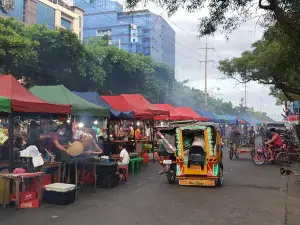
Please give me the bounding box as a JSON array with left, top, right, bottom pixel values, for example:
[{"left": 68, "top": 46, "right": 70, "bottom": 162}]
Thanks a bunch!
[
  {"left": 50, "top": 123, "right": 71, "bottom": 161},
  {"left": 73, "top": 126, "right": 103, "bottom": 154}
]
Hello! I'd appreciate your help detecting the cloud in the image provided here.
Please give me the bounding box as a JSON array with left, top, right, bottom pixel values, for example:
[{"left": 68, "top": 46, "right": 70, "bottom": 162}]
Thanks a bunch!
[{"left": 118, "top": 1, "right": 282, "bottom": 120}]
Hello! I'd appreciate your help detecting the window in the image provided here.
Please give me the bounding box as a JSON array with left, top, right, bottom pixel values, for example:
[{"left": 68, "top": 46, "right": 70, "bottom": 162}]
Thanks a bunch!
[
  {"left": 61, "top": 18, "right": 71, "bottom": 30},
  {"left": 36, "top": 2, "right": 55, "bottom": 29},
  {"left": 132, "top": 39, "right": 135, "bottom": 42},
  {"left": 79, "top": 16, "right": 82, "bottom": 28}
]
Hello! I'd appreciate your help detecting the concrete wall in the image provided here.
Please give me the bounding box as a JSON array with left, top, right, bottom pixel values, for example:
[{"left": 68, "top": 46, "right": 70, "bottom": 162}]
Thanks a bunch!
[
  {"left": 24, "top": 0, "right": 38, "bottom": 25},
  {"left": 39, "top": 0, "right": 84, "bottom": 39}
]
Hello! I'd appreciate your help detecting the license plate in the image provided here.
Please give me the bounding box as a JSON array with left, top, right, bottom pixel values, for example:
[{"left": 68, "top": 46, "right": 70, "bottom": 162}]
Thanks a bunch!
[
  {"left": 179, "top": 179, "right": 215, "bottom": 186},
  {"left": 162, "top": 160, "right": 172, "bottom": 165}
]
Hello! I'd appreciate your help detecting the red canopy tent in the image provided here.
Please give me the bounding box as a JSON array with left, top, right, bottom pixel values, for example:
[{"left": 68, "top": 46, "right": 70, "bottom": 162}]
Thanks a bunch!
[
  {"left": 154, "top": 104, "right": 193, "bottom": 121},
  {"left": 120, "top": 94, "right": 169, "bottom": 116},
  {"left": 0, "top": 75, "right": 71, "bottom": 114},
  {"left": 101, "top": 95, "right": 153, "bottom": 119},
  {"left": 175, "top": 107, "right": 208, "bottom": 121}
]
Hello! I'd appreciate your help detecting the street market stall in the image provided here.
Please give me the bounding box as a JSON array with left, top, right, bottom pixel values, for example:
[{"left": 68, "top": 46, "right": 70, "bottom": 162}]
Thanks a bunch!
[{"left": 0, "top": 75, "right": 72, "bottom": 208}]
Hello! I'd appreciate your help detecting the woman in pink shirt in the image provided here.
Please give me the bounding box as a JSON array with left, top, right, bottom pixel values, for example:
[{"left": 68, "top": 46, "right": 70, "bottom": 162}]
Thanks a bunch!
[{"left": 265, "top": 128, "right": 283, "bottom": 161}]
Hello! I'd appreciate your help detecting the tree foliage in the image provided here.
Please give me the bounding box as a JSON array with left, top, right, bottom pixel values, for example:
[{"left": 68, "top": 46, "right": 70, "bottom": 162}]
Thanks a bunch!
[
  {"left": 0, "top": 17, "right": 272, "bottom": 121},
  {"left": 218, "top": 25, "right": 300, "bottom": 102},
  {"left": 125, "top": 0, "right": 300, "bottom": 42}
]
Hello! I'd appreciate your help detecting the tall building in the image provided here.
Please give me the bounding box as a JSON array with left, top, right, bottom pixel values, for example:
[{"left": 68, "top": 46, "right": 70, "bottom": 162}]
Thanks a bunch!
[
  {"left": 74, "top": 0, "right": 175, "bottom": 69},
  {"left": 0, "top": 0, "right": 84, "bottom": 40}
]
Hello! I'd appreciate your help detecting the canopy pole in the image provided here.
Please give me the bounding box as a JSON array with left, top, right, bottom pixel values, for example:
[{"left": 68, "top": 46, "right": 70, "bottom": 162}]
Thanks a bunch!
[
  {"left": 151, "top": 120, "right": 155, "bottom": 163},
  {"left": 8, "top": 113, "right": 14, "bottom": 173}
]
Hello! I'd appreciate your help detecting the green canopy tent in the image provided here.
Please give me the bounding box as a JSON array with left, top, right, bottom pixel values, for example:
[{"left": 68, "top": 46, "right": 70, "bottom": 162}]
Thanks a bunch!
[
  {"left": 0, "top": 96, "right": 11, "bottom": 113},
  {"left": 30, "top": 85, "right": 110, "bottom": 117}
]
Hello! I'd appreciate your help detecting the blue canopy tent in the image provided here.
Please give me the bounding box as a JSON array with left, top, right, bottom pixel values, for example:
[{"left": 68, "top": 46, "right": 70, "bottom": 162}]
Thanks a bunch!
[
  {"left": 73, "top": 92, "right": 134, "bottom": 119},
  {"left": 242, "top": 116, "right": 262, "bottom": 125},
  {"left": 195, "top": 109, "right": 226, "bottom": 123},
  {"left": 214, "top": 114, "right": 238, "bottom": 125}
]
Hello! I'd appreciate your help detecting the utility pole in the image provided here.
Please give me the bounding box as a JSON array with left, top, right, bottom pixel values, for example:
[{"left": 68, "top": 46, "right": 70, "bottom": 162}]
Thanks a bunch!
[
  {"left": 118, "top": 39, "right": 121, "bottom": 50},
  {"left": 244, "top": 81, "right": 247, "bottom": 108},
  {"left": 199, "top": 37, "right": 214, "bottom": 106}
]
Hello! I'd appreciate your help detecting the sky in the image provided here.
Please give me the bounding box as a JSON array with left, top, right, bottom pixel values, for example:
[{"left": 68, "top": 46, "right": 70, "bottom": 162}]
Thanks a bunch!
[
  {"left": 67, "top": 0, "right": 283, "bottom": 120},
  {"left": 143, "top": 3, "right": 283, "bottom": 121}
]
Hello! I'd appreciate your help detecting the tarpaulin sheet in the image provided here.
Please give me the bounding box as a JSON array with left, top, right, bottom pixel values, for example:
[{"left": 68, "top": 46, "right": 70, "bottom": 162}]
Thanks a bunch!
[
  {"left": 175, "top": 107, "right": 208, "bottom": 121},
  {"left": 0, "top": 75, "right": 71, "bottom": 114},
  {"left": 154, "top": 104, "right": 193, "bottom": 120},
  {"left": 30, "top": 85, "right": 109, "bottom": 117},
  {"left": 120, "top": 94, "right": 168, "bottom": 116},
  {"left": 195, "top": 109, "right": 224, "bottom": 123},
  {"left": 214, "top": 114, "right": 238, "bottom": 125},
  {"left": 0, "top": 95, "right": 11, "bottom": 113},
  {"left": 102, "top": 95, "right": 153, "bottom": 119},
  {"left": 73, "top": 92, "right": 133, "bottom": 119}
]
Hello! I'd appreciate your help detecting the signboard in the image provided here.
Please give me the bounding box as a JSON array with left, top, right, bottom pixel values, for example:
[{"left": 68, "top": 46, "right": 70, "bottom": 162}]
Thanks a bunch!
[{"left": 130, "top": 24, "right": 138, "bottom": 43}]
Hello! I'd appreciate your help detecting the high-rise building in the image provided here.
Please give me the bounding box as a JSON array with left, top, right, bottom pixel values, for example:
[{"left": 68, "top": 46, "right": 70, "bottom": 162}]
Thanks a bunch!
[
  {"left": 0, "top": 0, "right": 84, "bottom": 40},
  {"left": 74, "top": 0, "right": 175, "bottom": 69}
]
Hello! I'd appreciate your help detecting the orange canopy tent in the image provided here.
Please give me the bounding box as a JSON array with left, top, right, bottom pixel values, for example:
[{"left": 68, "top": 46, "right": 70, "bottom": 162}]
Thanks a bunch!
[
  {"left": 175, "top": 107, "right": 208, "bottom": 121},
  {"left": 101, "top": 95, "right": 153, "bottom": 119},
  {"left": 154, "top": 104, "right": 193, "bottom": 121},
  {"left": 120, "top": 94, "right": 169, "bottom": 117},
  {"left": 0, "top": 75, "right": 71, "bottom": 114}
]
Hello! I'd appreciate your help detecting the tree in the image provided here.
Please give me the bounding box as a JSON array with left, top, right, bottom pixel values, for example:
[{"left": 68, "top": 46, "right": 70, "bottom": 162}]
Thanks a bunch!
[
  {"left": 218, "top": 25, "right": 300, "bottom": 101},
  {"left": 0, "top": 17, "right": 105, "bottom": 91},
  {"left": 85, "top": 37, "right": 175, "bottom": 102},
  {"left": 0, "top": 18, "right": 38, "bottom": 74},
  {"left": 124, "top": 0, "right": 300, "bottom": 42}
]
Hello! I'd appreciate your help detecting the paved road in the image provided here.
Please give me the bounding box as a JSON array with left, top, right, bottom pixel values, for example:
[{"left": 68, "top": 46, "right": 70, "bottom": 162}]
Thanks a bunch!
[{"left": 1, "top": 147, "right": 300, "bottom": 225}]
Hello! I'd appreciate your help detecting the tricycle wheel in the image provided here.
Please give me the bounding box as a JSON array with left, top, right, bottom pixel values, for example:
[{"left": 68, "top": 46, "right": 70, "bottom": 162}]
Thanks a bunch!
[
  {"left": 166, "top": 169, "right": 176, "bottom": 184},
  {"left": 276, "top": 152, "right": 291, "bottom": 166},
  {"left": 252, "top": 152, "right": 266, "bottom": 165},
  {"left": 216, "top": 164, "right": 223, "bottom": 187}
]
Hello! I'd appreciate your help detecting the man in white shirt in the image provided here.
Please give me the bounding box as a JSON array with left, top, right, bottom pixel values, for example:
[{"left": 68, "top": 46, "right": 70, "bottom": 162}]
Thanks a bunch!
[
  {"left": 145, "top": 124, "right": 151, "bottom": 141},
  {"left": 118, "top": 144, "right": 130, "bottom": 165}
]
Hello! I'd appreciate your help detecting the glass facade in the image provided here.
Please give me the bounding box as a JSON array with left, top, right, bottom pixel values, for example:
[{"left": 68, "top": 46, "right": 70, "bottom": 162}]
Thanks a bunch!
[
  {"left": 0, "top": 0, "right": 25, "bottom": 21},
  {"left": 35, "top": 2, "right": 55, "bottom": 29},
  {"left": 61, "top": 18, "right": 72, "bottom": 29},
  {"left": 76, "top": 0, "right": 175, "bottom": 69}
]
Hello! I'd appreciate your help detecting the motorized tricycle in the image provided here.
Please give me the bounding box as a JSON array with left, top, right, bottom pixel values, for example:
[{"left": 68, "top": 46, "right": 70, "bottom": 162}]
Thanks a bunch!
[{"left": 156, "top": 122, "right": 223, "bottom": 187}]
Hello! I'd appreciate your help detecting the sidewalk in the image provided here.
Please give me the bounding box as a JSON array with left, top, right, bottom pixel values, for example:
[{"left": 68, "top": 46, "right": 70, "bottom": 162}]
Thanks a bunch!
[{"left": 285, "top": 175, "right": 300, "bottom": 225}]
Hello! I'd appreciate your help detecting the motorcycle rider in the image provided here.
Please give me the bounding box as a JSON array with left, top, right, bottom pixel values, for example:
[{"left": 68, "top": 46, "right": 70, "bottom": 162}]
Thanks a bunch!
[{"left": 264, "top": 128, "right": 283, "bottom": 161}]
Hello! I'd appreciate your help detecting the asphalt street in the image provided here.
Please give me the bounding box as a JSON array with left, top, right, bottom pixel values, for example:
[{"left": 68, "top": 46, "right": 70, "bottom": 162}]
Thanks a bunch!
[{"left": 1, "top": 144, "right": 300, "bottom": 225}]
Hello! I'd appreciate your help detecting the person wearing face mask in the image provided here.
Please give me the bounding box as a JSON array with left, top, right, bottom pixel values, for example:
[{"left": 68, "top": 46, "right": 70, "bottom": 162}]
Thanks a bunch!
[{"left": 50, "top": 123, "right": 71, "bottom": 161}]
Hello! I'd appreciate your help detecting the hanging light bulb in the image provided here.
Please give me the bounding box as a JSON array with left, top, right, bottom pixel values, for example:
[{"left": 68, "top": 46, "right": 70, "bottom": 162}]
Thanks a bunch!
[
  {"left": 78, "top": 122, "right": 84, "bottom": 128},
  {"left": 94, "top": 120, "right": 98, "bottom": 125}
]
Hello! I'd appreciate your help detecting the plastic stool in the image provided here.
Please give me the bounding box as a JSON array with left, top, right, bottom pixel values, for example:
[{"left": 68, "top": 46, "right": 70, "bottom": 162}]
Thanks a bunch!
[
  {"left": 136, "top": 157, "right": 144, "bottom": 173},
  {"left": 118, "top": 165, "right": 129, "bottom": 181},
  {"left": 129, "top": 159, "right": 135, "bottom": 174}
]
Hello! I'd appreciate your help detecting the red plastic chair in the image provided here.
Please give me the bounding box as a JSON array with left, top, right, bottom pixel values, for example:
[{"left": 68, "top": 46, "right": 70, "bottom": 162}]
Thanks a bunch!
[{"left": 118, "top": 165, "right": 129, "bottom": 181}]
